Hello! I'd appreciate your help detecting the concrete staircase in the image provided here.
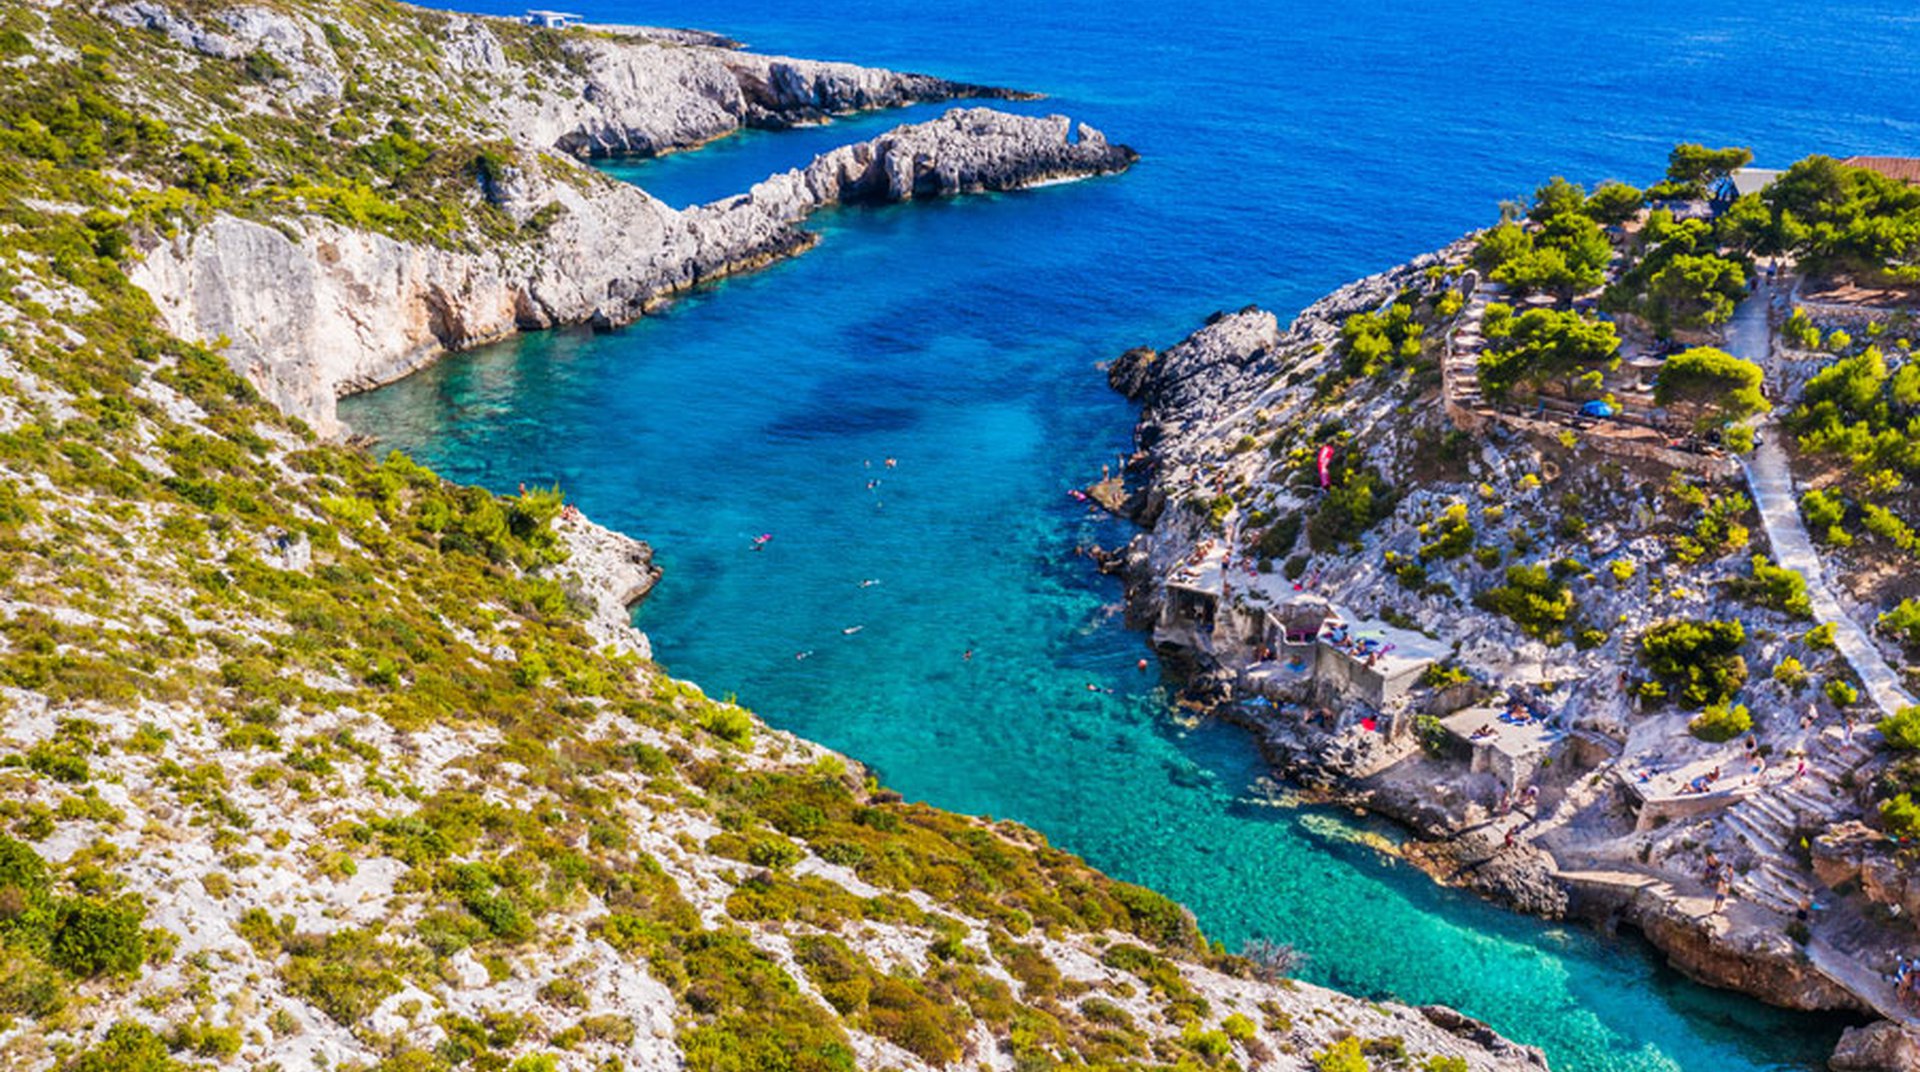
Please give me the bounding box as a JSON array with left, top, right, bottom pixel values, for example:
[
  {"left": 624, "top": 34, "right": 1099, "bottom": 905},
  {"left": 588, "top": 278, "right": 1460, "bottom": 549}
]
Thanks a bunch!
[
  {"left": 1718, "top": 723, "right": 1872, "bottom": 915},
  {"left": 1442, "top": 283, "right": 1502, "bottom": 410}
]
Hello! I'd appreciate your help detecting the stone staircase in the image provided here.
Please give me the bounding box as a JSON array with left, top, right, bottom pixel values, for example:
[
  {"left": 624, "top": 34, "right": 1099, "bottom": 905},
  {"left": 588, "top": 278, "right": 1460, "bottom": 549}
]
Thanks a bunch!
[
  {"left": 1723, "top": 724, "right": 1873, "bottom": 916},
  {"left": 1442, "top": 282, "right": 1501, "bottom": 410}
]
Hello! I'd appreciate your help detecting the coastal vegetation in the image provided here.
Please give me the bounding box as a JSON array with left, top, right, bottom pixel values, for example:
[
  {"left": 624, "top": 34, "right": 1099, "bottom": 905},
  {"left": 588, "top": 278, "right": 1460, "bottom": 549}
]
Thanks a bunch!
[
  {"left": 1639, "top": 619, "right": 1749, "bottom": 708},
  {"left": 0, "top": 2, "right": 1541, "bottom": 1070}
]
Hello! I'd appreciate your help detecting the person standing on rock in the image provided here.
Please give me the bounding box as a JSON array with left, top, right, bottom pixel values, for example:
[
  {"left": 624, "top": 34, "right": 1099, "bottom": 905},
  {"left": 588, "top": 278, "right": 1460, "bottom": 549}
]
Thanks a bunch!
[{"left": 1712, "top": 872, "right": 1731, "bottom": 914}]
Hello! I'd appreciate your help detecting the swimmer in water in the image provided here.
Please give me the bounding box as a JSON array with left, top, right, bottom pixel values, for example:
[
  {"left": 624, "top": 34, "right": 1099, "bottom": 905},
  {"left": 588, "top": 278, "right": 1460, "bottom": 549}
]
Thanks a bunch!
[
  {"left": 795, "top": 650, "right": 812, "bottom": 660},
  {"left": 858, "top": 579, "right": 881, "bottom": 588},
  {"left": 842, "top": 625, "right": 864, "bottom": 636},
  {"left": 884, "top": 457, "right": 897, "bottom": 469},
  {"left": 963, "top": 649, "right": 974, "bottom": 661}
]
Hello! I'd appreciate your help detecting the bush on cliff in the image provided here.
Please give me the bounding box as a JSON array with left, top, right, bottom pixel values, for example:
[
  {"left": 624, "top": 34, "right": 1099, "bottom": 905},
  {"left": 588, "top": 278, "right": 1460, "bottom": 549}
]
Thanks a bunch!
[
  {"left": 1880, "top": 791, "right": 1920, "bottom": 842},
  {"left": 1640, "top": 618, "right": 1747, "bottom": 708},
  {"left": 1880, "top": 599, "right": 1920, "bottom": 653},
  {"left": 1474, "top": 563, "right": 1574, "bottom": 645},
  {"left": 1307, "top": 469, "right": 1398, "bottom": 552},
  {"left": 1881, "top": 706, "right": 1920, "bottom": 752},
  {"left": 1688, "top": 702, "right": 1753, "bottom": 742},
  {"left": 1727, "top": 555, "right": 1811, "bottom": 618}
]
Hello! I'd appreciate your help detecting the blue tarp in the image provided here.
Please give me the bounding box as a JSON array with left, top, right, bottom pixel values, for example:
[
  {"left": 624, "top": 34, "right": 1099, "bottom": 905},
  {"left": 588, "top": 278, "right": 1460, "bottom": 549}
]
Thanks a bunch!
[{"left": 1581, "top": 400, "right": 1616, "bottom": 418}]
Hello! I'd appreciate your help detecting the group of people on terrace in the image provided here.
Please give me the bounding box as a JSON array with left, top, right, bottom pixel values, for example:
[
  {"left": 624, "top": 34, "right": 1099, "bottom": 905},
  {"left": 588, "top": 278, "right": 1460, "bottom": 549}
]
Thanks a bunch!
[{"left": 1319, "top": 621, "right": 1396, "bottom": 667}]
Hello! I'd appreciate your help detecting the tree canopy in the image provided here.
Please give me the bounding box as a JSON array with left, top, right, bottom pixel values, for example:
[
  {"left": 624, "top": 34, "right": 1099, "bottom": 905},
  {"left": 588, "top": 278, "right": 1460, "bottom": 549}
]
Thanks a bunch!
[
  {"left": 1642, "top": 253, "right": 1747, "bottom": 334},
  {"left": 1585, "top": 181, "right": 1645, "bottom": 226},
  {"left": 1650, "top": 143, "right": 1754, "bottom": 199},
  {"left": 1760, "top": 156, "right": 1920, "bottom": 284},
  {"left": 1477, "top": 306, "right": 1620, "bottom": 401},
  {"left": 1654, "top": 346, "right": 1767, "bottom": 430},
  {"left": 1529, "top": 176, "right": 1587, "bottom": 224},
  {"left": 1474, "top": 213, "right": 1611, "bottom": 298}
]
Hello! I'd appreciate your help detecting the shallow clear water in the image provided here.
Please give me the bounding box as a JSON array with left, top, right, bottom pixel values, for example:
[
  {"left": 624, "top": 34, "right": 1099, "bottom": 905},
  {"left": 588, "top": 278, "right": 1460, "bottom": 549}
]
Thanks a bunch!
[{"left": 351, "top": 2, "right": 1920, "bottom": 1067}]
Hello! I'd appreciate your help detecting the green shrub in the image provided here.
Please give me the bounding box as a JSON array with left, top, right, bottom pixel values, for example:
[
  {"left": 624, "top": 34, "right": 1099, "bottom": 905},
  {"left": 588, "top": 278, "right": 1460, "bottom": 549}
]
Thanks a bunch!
[
  {"left": 48, "top": 896, "right": 146, "bottom": 977},
  {"left": 1640, "top": 619, "right": 1747, "bottom": 708},
  {"left": 1882, "top": 791, "right": 1920, "bottom": 840},
  {"left": 1474, "top": 564, "right": 1574, "bottom": 644},
  {"left": 1182, "top": 1022, "right": 1232, "bottom": 1059},
  {"left": 1825, "top": 678, "right": 1860, "bottom": 708},
  {"left": 1313, "top": 1036, "right": 1370, "bottom": 1072},
  {"left": 700, "top": 705, "right": 754, "bottom": 747},
  {"left": 64, "top": 1021, "right": 182, "bottom": 1072},
  {"left": 1417, "top": 503, "right": 1473, "bottom": 560},
  {"left": 1689, "top": 702, "right": 1753, "bottom": 743},
  {"left": 865, "top": 975, "right": 965, "bottom": 1065},
  {"left": 1221, "top": 1012, "right": 1257, "bottom": 1041},
  {"left": 1880, "top": 598, "right": 1920, "bottom": 652},
  {"left": 1728, "top": 555, "right": 1811, "bottom": 618},
  {"left": 280, "top": 927, "right": 405, "bottom": 1024},
  {"left": 1882, "top": 706, "right": 1920, "bottom": 751},
  {"left": 1802, "top": 488, "right": 1846, "bottom": 531}
]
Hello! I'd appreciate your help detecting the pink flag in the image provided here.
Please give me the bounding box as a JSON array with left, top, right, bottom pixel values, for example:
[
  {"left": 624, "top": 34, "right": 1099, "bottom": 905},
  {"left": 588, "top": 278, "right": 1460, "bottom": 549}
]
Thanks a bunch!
[{"left": 1316, "top": 444, "right": 1334, "bottom": 489}]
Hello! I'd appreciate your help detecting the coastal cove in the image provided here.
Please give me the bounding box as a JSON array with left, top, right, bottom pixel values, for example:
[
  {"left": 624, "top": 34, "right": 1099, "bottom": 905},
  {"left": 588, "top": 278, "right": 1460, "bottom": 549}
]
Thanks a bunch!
[{"left": 346, "top": 1, "right": 1920, "bottom": 1069}]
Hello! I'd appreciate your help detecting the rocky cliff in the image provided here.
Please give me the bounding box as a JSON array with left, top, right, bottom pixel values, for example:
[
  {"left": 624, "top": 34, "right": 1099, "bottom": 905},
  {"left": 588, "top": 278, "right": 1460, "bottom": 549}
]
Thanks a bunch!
[
  {"left": 0, "top": 2, "right": 1544, "bottom": 1069},
  {"left": 1099, "top": 223, "right": 1920, "bottom": 1060},
  {"left": 131, "top": 109, "right": 1135, "bottom": 435},
  {"left": 82, "top": 0, "right": 1127, "bottom": 435}
]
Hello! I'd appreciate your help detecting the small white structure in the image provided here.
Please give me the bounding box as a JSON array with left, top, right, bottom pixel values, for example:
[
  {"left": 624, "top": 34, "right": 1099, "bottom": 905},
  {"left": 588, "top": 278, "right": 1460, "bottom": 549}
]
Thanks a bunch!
[
  {"left": 524, "top": 10, "right": 583, "bottom": 28},
  {"left": 1713, "top": 167, "right": 1784, "bottom": 207},
  {"left": 1443, "top": 705, "right": 1562, "bottom": 792}
]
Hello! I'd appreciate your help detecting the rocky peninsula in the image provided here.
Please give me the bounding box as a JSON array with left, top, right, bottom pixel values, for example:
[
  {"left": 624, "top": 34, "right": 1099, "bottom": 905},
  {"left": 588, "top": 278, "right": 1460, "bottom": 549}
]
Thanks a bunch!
[
  {"left": 0, "top": 1, "right": 1536, "bottom": 1069},
  {"left": 108, "top": 2, "right": 1131, "bottom": 436},
  {"left": 1098, "top": 155, "right": 1920, "bottom": 1067}
]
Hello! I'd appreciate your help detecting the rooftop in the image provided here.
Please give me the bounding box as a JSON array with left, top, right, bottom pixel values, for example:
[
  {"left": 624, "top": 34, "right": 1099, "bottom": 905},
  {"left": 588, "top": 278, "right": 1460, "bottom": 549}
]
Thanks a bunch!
[
  {"left": 1166, "top": 540, "right": 1228, "bottom": 597},
  {"left": 1842, "top": 156, "right": 1920, "bottom": 185},
  {"left": 1726, "top": 167, "right": 1784, "bottom": 198},
  {"left": 1442, "top": 704, "right": 1562, "bottom": 760}
]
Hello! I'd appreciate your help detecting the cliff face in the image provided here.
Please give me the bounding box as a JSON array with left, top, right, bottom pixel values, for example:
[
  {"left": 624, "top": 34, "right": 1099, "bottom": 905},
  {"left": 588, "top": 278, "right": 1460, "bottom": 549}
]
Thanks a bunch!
[
  {"left": 130, "top": 109, "right": 1136, "bottom": 435},
  {"left": 93, "top": 0, "right": 1123, "bottom": 437}
]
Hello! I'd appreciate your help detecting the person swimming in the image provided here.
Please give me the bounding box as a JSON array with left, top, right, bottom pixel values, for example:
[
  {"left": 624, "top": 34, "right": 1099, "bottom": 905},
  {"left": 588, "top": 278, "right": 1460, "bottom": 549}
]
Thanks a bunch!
[
  {"left": 858, "top": 579, "right": 881, "bottom": 588},
  {"left": 842, "top": 625, "right": 863, "bottom": 635},
  {"left": 794, "top": 650, "right": 812, "bottom": 660}
]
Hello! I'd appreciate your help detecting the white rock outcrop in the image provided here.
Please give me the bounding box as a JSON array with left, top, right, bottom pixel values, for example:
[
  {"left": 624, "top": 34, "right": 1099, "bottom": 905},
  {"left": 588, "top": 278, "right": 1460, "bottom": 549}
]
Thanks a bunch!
[{"left": 131, "top": 109, "right": 1136, "bottom": 435}]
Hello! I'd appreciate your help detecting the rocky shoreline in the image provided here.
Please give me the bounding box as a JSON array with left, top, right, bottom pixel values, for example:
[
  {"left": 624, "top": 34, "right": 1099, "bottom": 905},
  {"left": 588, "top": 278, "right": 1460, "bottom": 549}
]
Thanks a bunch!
[
  {"left": 1095, "top": 240, "right": 1920, "bottom": 1065},
  {"left": 120, "top": 3, "right": 1131, "bottom": 436}
]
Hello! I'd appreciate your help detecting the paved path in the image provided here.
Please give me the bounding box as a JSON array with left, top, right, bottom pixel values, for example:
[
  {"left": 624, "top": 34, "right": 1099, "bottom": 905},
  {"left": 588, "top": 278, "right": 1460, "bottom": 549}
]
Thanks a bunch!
[{"left": 1724, "top": 291, "right": 1915, "bottom": 715}]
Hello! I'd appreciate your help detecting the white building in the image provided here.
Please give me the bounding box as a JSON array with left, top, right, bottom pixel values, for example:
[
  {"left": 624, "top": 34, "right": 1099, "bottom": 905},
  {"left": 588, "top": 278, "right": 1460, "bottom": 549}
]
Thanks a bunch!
[{"left": 524, "top": 10, "right": 583, "bottom": 28}]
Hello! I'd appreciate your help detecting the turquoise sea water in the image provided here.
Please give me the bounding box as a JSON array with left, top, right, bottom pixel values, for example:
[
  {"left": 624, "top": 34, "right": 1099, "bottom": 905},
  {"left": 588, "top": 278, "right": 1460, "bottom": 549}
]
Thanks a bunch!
[{"left": 350, "top": 3, "right": 1920, "bottom": 1067}]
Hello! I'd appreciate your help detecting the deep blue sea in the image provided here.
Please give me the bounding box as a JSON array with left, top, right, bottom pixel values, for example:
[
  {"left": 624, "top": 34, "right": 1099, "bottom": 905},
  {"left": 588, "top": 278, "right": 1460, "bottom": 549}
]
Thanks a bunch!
[{"left": 348, "top": 3, "right": 1920, "bottom": 1067}]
